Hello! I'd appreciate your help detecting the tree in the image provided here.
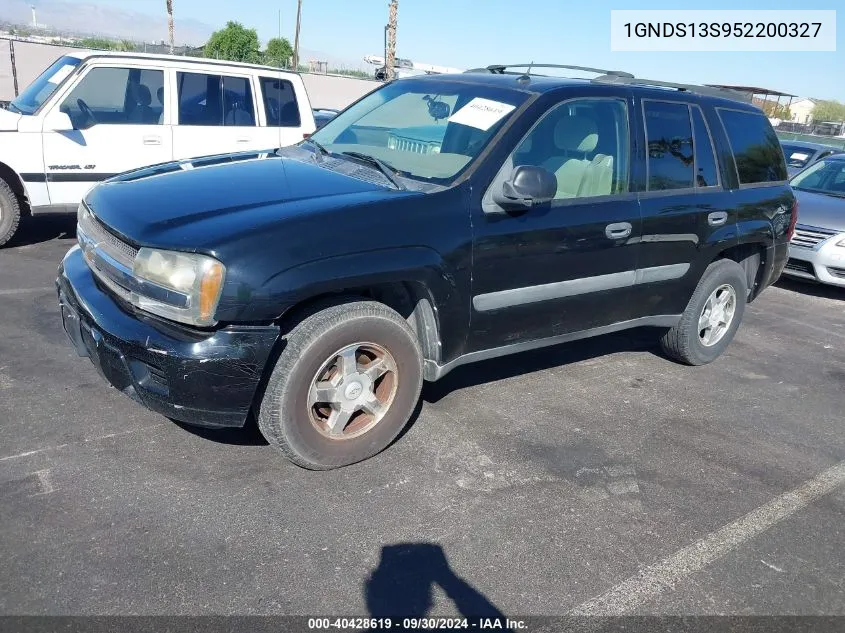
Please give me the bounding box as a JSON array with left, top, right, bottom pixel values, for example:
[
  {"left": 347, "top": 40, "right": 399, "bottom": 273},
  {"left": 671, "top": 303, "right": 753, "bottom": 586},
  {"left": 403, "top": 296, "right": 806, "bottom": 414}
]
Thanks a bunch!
[
  {"left": 810, "top": 99, "right": 845, "bottom": 123},
  {"left": 264, "top": 37, "right": 293, "bottom": 68},
  {"left": 203, "top": 21, "right": 261, "bottom": 63},
  {"left": 80, "top": 37, "right": 120, "bottom": 50}
]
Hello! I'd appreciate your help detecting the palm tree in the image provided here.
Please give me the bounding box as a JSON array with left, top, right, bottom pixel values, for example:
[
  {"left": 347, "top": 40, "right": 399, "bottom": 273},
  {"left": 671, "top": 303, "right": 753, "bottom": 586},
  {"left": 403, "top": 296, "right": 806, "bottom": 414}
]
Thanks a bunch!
[{"left": 166, "top": 0, "right": 174, "bottom": 53}]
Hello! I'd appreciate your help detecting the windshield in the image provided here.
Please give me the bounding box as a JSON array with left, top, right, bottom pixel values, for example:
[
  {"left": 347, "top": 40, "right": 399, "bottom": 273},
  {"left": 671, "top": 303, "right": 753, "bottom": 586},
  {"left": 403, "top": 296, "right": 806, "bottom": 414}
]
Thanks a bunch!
[
  {"left": 8, "top": 55, "right": 81, "bottom": 115},
  {"left": 310, "top": 78, "right": 529, "bottom": 184},
  {"left": 791, "top": 158, "right": 845, "bottom": 197},
  {"left": 781, "top": 144, "right": 816, "bottom": 169}
]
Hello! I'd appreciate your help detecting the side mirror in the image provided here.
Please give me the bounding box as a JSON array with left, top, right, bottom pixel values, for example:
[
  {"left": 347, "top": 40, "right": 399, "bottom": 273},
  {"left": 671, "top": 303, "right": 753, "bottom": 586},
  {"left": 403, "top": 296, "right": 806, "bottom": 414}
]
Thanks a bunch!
[
  {"left": 43, "top": 109, "right": 74, "bottom": 132},
  {"left": 493, "top": 165, "right": 557, "bottom": 211}
]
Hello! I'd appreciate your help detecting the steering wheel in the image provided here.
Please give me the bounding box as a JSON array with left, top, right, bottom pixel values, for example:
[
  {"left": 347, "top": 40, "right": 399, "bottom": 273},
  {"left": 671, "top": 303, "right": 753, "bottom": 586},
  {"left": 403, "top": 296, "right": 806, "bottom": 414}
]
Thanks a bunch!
[{"left": 76, "top": 98, "right": 97, "bottom": 127}]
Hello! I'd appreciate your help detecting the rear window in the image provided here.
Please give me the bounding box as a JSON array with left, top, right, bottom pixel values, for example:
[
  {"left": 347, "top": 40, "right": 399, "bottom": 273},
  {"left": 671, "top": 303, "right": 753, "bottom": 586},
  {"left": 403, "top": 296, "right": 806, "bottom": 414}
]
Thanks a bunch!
[
  {"left": 259, "top": 77, "right": 301, "bottom": 127},
  {"left": 718, "top": 109, "right": 787, "bottom": 184},
  {"left": 644, "top": 100, "right": 694, "bottom": 191},
  {"left": 176, "top": 72, "right": 256, "bottom": 127}
]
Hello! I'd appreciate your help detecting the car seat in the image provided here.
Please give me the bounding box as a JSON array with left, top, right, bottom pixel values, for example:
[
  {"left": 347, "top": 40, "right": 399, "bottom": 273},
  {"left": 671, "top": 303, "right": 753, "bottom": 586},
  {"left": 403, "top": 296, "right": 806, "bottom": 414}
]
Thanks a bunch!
[
  {"left": 542, "top": 115, "right": 613, "bottom": 198},
  {"left": 128, "top": 84, "right": 155, "bottom": 124}
]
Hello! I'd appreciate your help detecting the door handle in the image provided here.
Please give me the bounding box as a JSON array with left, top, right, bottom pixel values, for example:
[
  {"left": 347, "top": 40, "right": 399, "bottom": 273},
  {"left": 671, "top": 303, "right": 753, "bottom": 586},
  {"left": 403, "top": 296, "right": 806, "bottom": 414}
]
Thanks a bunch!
[
  {"left": 143, "top": 135, "right": 162, "bottom": 145},
  {"left": 605, "top": 222, "right": 633, "bottom": 240},
  {"left": 236, "top": 138, "right": 252, "bottom": 143},
  {"left": 708, "top": 211, "right": 728, "bottom": 227}
]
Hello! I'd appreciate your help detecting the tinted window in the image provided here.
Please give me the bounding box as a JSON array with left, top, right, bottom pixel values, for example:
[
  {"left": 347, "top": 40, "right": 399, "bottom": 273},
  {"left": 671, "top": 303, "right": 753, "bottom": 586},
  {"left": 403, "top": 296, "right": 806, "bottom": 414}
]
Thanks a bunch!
[
  {"left": 177, "top": 72, "right": 255, "bottom": 127},
  {"left": 691, "top": 106, "right": 718, "bottom": 187},
  {"left": 718, "top": 109, "right": 787, "bottom": 184},
  {"left": 260, "top": 77, "right": 300, "bottom": 127},
  {"left": 509, "top": 98, "right": 629, "bottom": 200},
  {"left": 60, "top": 67, "right": 164, "bottom": 127},
  {"left": 644, "top": 101, "right": 694, "bottom": 191},
  {"left": 222, "top": 76, "right": 255, "bottom": 126}
]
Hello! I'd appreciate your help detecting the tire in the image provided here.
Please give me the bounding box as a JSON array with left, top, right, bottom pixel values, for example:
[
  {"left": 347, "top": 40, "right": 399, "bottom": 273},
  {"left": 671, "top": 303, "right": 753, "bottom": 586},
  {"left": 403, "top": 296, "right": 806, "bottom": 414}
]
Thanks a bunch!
[
  {"left": 258, "top": 300, "right": 423, "bottom": 470},
  {"left": 0, "top": 178, "right": 22, "bottom": 248},
  {"left": 660, "top": 259, "right": 748, "bottom": 366}
]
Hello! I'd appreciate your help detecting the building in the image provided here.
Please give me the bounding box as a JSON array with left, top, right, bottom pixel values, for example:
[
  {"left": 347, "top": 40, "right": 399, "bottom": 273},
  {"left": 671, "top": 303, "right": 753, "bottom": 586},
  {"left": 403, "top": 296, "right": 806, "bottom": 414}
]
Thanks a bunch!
[{"left": 789, "top": 98, "right": 817, "bottom": 124}]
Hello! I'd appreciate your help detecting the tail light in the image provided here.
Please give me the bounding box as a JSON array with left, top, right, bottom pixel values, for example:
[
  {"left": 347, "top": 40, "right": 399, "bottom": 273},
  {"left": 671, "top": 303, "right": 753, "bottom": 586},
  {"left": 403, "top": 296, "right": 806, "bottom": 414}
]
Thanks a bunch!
[{"left": 786, "top": 197, "right": 799, "bottom": 242}]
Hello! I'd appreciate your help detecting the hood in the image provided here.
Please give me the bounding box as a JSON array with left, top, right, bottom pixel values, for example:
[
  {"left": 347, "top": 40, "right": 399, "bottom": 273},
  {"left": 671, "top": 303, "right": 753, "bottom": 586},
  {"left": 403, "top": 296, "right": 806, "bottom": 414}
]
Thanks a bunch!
[
  {"left": 794, "top": 189, "right": 845, "bottom": 233},
  {"left": 85, "top": 149, "right": 412, "bottom": 252},
  {"left": 0, "top": 106, "right": 21, "bottom": 131}
]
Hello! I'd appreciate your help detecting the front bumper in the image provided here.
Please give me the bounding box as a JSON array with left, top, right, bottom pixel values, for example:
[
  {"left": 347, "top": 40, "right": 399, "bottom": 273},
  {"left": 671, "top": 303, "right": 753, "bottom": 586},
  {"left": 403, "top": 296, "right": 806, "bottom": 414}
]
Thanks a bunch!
[
  {"left": 783, "top": 240, "right": 845, "bottom": 288},
  {"left": 57, "top": 246, "right": 280, "bottom": 428}
]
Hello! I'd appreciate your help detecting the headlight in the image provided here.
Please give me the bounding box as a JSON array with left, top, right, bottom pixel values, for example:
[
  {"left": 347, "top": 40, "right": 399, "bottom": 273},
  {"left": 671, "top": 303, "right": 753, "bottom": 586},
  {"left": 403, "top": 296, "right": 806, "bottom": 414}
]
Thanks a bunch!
[
  {"left": 836, "top": 236, "right": 845, "bottom": 247},
  {"left": 132, "top": 248, "right": 225, "bottom": 326}
]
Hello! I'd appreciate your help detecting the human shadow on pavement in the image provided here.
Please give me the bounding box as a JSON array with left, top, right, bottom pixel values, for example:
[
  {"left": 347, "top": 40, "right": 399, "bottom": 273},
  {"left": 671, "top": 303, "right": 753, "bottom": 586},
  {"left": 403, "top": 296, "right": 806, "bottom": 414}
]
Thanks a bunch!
[{"left": 364, "top": 543, "right": 511, "bottom": 631}]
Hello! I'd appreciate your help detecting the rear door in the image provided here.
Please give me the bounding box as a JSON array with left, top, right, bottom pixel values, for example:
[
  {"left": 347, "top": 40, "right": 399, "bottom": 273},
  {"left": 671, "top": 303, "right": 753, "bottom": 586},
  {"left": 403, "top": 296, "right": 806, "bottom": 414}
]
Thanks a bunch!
[
  {"left": 632, "top": 98, "right": 735, "bottom": 318},
  {"left": 41, "top": 63, "right": 173, "bottom": 205},
  {"left": 256, "top": 75, "right": 313, "bottom": 147},
  {"left": 172, "top": 70, "right": 261, "bottom": 159}
]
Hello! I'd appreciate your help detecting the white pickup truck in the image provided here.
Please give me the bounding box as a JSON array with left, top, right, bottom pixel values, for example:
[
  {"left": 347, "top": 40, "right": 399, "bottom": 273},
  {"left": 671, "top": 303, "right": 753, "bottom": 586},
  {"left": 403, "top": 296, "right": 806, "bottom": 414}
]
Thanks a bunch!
[{"left": 0, "top": 51, "right": 316, "bottom": 246}]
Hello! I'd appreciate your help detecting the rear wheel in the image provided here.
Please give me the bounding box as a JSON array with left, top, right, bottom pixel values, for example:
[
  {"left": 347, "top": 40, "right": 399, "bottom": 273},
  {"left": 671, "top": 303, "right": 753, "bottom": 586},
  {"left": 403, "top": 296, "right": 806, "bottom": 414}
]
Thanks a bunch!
[
  {"left": 0, "top": 179, "right": 22, "bottom": 248},
  {"left": 660, "top": 259, "right": 747, "bottom": 366},
  {"left": 258, "top": 300, "right": 423, "bottom": 470}
]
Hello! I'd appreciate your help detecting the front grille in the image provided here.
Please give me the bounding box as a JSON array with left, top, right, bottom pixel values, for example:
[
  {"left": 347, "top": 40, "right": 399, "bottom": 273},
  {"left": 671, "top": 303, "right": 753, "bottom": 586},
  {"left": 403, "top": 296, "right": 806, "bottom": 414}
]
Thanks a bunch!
[
  {"left": 791, "top": 224, "right": 837, "bottom": 249},
  {"left": 784, "top": 258, "right": 815, "bottom": 276},
  {"left": 78, "top": 205, "right": 138, "bottom": 267}
]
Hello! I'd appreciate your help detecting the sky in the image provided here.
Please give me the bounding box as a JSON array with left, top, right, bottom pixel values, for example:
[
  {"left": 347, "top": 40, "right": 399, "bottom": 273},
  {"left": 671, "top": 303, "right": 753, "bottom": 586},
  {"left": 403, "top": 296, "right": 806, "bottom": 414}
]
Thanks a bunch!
[{"left": 78, "top": 0, "right": 844, "bottom": 101}]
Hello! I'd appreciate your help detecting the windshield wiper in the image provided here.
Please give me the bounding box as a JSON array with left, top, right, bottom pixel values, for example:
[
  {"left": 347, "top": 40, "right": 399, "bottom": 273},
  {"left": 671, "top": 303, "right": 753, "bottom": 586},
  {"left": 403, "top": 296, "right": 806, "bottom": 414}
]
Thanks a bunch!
[
  {"left": 340, "top": 151, "right": 406, "bottom": 190},
  {"left": 310, "top": 139, "right": 330, "bottom": 163}
]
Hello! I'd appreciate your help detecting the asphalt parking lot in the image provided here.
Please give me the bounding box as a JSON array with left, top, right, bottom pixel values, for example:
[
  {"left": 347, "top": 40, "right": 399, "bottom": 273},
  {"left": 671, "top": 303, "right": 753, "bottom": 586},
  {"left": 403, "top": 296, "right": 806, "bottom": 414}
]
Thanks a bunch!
[{"left": 1, "top": 216, "right": 844, "bottom": 619}]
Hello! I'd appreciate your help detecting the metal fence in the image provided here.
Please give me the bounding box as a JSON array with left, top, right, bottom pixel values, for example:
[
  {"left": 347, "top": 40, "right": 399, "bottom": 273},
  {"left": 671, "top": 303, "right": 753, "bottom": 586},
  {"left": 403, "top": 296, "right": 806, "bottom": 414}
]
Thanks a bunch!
[
  {"left": 776, "top": 131, "right": 845, "bottom": 150},
  {"left": 0, "top": 36, "right": 379, "bottom": 110}
]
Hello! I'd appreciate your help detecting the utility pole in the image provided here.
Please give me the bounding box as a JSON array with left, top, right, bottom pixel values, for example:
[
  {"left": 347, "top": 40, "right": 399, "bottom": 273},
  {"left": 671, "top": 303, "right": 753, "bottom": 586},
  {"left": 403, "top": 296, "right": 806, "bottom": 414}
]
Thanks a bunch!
[
  {"left": 292, "top": 0, "right": 303, "bottom": 71},
  {"left": 385, "top": 0, "right": 398, "bottom": 81},
  {"left": 166, "top": 0, "right": 174, "bottom": 54}
]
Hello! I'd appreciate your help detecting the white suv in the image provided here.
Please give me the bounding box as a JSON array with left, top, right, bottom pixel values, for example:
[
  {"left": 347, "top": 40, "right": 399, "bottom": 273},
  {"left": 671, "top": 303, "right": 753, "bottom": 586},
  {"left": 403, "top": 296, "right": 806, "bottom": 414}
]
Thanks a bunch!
[{"left": 0, "top": 51, "right": 316, "bottom": 246}]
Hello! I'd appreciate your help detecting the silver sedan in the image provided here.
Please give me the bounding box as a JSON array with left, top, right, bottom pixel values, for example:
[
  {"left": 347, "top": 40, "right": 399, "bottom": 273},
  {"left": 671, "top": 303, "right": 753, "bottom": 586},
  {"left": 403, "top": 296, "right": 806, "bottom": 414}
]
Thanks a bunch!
[{"left": 783, "top": 154, "right": 845, "bottom": 287}]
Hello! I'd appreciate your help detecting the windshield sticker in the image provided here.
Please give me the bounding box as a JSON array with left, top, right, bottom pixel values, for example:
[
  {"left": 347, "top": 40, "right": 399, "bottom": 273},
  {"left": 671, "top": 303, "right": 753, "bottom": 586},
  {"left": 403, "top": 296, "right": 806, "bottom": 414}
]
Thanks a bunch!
[
  {"left": 790, "top": 152, "right": 810, "bottom": 161},
  {"left": 49, "top": 65, "right": 75, "bottom": 85},
  {"left": 448, "top": 98, "right": 516, "bottom": 131}
]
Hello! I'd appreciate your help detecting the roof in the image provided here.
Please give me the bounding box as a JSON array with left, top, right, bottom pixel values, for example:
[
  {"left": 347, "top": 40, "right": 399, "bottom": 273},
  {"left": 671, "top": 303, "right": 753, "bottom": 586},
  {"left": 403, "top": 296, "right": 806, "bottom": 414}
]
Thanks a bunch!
[
  {"left": 415, "top": 71, "right": 759, "bottom": 109},
  {"left": 65, "top": 49, "right": 296, "bottom": 74}
]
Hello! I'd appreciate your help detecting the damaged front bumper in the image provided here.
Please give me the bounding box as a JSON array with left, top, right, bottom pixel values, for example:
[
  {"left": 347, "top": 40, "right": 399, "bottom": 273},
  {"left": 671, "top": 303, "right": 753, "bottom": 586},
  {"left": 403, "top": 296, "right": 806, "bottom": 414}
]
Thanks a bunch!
[{"left": 57, "top": 246, "right": 280, "bottom": 428}]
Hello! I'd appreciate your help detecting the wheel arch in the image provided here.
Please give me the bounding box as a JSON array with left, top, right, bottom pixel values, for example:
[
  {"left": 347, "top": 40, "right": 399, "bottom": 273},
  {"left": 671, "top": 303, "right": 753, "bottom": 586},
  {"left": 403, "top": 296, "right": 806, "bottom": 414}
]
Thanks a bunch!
[
  {"left": 713, "top": 239, "right": 768, "bottom": 301},
  {"left": 0, "top": 161, "right": 30, "bottom": 216}
]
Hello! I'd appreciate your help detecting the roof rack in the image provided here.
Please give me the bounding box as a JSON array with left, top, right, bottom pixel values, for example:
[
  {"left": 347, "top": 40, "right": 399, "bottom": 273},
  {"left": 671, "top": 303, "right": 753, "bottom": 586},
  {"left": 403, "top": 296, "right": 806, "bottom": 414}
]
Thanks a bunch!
[
  {"left": 592, "top": 74, "right": 752, "bottom": 102},
  {"left": 481, "top": 63, "right": 634, "bottom": 78},
  {"left": 468, "top": 63, "right": 752, "bottom": 103}
]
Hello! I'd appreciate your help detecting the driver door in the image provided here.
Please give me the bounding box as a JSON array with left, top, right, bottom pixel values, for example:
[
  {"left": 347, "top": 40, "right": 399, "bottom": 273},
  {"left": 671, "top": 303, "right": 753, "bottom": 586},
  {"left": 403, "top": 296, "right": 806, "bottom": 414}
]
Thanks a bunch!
[
  {"left": 469, "top": 94, "right": 642, "bottom": 352},
  {"left": 42, "top": 64, "right": 174, "bottom": 205}
]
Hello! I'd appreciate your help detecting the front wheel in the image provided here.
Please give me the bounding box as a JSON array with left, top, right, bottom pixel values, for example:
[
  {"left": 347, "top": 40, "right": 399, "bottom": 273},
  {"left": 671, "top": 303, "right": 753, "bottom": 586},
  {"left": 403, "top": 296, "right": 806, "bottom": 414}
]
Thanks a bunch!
[
  {"left": 0, "top": 179, "right": 22, "bottom": 247},
  {"left": 660, "top": 259, "right": 748, "bottom": 366},
  {"left": 258, "top": 300, "right": 423, "bottom": 470}
]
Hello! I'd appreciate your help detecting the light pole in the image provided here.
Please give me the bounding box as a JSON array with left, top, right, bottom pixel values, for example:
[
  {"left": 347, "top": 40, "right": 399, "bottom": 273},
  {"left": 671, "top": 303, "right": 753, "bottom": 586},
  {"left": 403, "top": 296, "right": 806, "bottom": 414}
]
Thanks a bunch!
[
  {"left": 166, "top": 0, "right": 174, "bottom": 53},
  {"left": 293, "top": 0, "right": 303, "bottom": 71},
  {"left": 385, "top": 0, "right": 398, "bottom": 81}
]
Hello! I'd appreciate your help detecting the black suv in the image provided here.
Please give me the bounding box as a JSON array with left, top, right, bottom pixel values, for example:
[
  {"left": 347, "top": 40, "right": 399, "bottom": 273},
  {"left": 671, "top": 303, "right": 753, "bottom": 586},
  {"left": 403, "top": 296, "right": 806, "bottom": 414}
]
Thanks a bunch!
[{"left": 57, "top": 64, "right": 795, "bottom": 469}]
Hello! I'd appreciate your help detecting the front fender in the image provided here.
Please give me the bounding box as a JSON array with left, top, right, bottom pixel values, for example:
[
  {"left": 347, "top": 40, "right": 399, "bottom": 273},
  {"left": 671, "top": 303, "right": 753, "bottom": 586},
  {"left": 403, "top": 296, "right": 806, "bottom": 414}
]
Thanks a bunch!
[{"left": 215, "top": 246, "right": 471, "bottom": 361}]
